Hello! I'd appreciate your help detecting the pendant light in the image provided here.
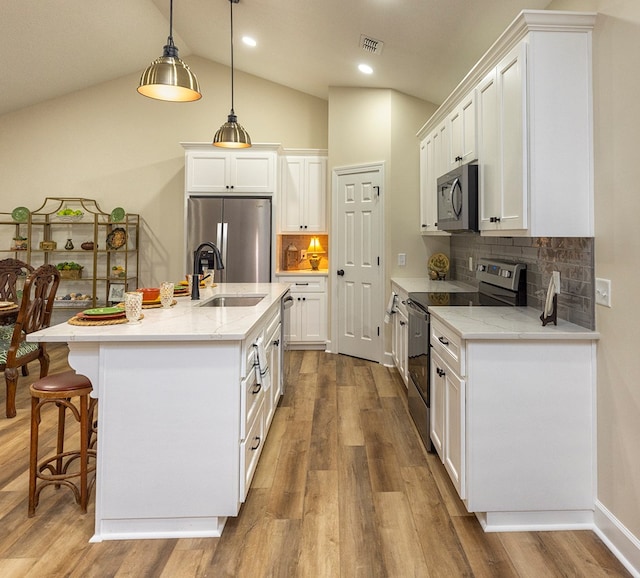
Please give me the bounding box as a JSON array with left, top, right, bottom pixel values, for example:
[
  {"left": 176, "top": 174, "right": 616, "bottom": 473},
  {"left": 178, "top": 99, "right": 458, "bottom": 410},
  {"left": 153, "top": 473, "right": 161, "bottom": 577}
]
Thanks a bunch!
[
  {"left": 213, "top": 0, "right": 251, "bottom": 148},
  {"left": 137, "top": 0, "right": 202, "bottom": 102}
]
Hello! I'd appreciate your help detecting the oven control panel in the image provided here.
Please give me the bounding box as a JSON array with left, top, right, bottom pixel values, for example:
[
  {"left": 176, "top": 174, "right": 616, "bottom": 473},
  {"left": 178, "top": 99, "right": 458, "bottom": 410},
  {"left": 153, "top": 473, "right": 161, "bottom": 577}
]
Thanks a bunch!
[{"left": 476, "top": 259, "right": 526, "bottom": 292}]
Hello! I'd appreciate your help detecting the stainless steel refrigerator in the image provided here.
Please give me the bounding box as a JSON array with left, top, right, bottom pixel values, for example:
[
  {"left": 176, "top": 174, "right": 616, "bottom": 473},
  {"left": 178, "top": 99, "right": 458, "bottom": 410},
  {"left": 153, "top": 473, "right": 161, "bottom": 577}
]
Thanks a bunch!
[{"left": 186, "top": 196, "right": 272, "bottom": 283}]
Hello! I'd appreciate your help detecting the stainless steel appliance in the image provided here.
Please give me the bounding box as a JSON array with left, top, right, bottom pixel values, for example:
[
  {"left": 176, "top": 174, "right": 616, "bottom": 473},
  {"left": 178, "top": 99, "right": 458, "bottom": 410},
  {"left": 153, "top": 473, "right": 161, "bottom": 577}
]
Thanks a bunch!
[
  {"left": 406, "top": 259, "right": 526, "bottom": 452},
  {"left": 187, "top": 196, "right": 272, "bottom": 282},
  {"left": 436, "top": 163, "right": 478, "bottom": 232},
  {"left": 281, "top": 291, "right": 294, "bottom": 393}
]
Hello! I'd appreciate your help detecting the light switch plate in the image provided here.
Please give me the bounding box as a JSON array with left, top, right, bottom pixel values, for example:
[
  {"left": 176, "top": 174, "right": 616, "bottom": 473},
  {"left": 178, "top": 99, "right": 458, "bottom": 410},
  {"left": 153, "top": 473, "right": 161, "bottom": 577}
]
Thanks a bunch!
[
  {"left": 595, "top": 278, "right": 612, "bottom": 307},
  {"left": 398, "top": 253, "right": 406, "bottom": 267}
]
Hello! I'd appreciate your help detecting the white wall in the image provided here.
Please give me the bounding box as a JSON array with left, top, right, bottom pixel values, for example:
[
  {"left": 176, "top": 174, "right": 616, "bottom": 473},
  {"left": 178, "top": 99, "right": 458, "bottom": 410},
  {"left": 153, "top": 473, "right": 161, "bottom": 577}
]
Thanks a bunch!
[
  {"left": 546, "top": 0, "right": 640, "bottom": 569},
  {"left": 0, "top": 56, "right": 328, "bottom": 286}
]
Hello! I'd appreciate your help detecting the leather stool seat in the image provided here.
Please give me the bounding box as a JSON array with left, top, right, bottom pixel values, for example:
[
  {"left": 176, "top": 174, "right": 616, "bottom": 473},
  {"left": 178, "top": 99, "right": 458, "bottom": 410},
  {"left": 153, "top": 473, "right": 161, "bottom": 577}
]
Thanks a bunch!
[{"left": 28, "top": 370, "right": 97, "bottom": 517}]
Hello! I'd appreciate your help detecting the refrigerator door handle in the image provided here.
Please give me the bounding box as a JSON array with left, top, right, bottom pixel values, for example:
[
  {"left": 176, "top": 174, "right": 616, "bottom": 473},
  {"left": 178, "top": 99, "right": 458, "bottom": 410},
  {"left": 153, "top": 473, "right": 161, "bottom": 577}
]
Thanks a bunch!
[
  {"left": 221, "top": 222, "right": 229, "bottom": 272},
  {"left": 216, "top": 222, "right": 223, "bottom": 249}
]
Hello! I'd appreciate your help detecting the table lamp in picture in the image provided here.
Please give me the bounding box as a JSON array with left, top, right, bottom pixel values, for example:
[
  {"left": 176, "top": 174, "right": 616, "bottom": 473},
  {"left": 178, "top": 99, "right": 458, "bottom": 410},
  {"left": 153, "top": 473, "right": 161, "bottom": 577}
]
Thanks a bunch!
[{"left": 307, "top": 237, "right": 325, "bottom": 271}]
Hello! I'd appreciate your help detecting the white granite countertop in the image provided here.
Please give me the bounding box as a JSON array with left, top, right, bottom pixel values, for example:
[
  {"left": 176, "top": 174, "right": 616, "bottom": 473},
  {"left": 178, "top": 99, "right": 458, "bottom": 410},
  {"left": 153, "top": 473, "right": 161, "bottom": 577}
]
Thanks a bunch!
[
  {"left": 390, "top": 277, "right": 477, "bottom": 294},
  {"left": 430, "top": 306, "right": 599, "bottom": 340},
  {"left": 28, "top": 283, "right": 291, "bottom": 343}
]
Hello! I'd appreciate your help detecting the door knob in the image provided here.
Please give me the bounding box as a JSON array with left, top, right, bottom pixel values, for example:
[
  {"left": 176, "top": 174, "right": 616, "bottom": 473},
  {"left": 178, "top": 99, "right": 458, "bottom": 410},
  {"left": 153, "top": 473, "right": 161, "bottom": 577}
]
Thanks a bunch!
[{"left": 337, "top": 269, "right": 345, "bottom": 276}]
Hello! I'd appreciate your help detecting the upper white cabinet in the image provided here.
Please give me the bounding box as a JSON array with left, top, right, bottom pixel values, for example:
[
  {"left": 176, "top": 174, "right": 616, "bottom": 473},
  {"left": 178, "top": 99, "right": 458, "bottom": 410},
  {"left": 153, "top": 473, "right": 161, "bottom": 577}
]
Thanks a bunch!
[
  {"left": 447, "top": 89, "right": 477, "bottom": 169},
  {"left": 419, "top": 122, "right": 449, "bottom": 234},
  {"left": 182, "top": 143, "right": 280, "bottom": 194},
  {"left": 417, "top": 10, "right": 596, "bottom": 237},
  {"left": 279, "top": 151, "right": 327, "bottom": 233}
]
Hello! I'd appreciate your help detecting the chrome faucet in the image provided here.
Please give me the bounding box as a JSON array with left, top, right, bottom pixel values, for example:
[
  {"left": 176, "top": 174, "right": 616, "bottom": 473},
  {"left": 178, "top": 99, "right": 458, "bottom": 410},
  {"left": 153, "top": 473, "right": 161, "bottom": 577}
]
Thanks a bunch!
[{"left": 191, "top": 242, "right": 224, "bottom": 300}]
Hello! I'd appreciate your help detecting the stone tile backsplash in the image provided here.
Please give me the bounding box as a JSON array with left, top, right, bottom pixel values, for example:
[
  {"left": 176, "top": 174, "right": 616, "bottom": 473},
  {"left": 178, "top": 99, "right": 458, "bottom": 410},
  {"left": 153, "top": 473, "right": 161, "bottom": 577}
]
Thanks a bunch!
[{"left": 449, "top": 236, "right": 595, "bottom": 329}]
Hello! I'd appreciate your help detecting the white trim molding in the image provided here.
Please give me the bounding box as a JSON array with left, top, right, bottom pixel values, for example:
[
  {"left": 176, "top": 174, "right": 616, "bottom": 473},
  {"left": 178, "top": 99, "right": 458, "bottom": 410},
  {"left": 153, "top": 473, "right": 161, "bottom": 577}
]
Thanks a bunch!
[{"left": 594, "top": 500, "right": 640, "bottom": 577}]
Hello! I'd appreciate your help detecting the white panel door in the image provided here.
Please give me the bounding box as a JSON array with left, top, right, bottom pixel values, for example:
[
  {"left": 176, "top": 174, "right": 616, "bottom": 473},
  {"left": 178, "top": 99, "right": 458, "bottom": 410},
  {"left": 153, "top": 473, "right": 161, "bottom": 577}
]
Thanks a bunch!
[{"left": 335, "top": 166, "right": 382, "bottom": 362}]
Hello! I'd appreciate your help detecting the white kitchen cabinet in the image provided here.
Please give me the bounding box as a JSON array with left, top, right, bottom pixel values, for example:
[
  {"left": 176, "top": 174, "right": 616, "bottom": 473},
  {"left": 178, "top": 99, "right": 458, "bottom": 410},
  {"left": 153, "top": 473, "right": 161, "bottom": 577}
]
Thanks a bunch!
[
  {"left": 390, "top": 283, "right": 409, "bottom": 385},
  {"left": 478, "top": 44, "right": 527, "bottom": 232},
  {"left": 447, "top": 89, "right": 477, "bottom": 169},
  {"left": 417, "top": 11, "right": 595, "bottom": 237},
  {"left": 430, "top": 320, "right": 466, "bottom": 499},
  {"left": 279, "top": 274, "right": 327, "bottom": 347},
  {"left": 182, "top": 143, "right": 279, "bottom": 194},
  {"left": 428, "top": 310, "right": 596, "bottom": 531},
  {"left": 419, "top": 122, "right": 449, "bottom": 235},
  {"left": 279, "top": 153, "right": 327, "bottom": 233}
]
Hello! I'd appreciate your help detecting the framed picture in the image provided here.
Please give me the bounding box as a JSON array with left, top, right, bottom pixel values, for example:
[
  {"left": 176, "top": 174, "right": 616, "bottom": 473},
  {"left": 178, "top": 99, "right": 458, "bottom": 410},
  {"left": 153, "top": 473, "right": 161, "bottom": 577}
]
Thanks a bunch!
[{"left": 108, "top": 284, "right": 126, "bottom": 303}]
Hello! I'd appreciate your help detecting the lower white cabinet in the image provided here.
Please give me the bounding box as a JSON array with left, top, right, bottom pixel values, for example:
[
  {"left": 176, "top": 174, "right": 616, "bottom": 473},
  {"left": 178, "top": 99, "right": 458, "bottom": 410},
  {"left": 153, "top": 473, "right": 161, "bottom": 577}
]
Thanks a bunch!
[
  {"left": 279, "top": 275, "right": 327, "bottom": 347},
  {"left": 430, "top": 320, "right": 466, "bottom": 499},
  {"left": 429, "top": 313, "right": 596, "bottom": 531},
  {"left": 390, "top": 283, "right": 409, "bottom": 385}
]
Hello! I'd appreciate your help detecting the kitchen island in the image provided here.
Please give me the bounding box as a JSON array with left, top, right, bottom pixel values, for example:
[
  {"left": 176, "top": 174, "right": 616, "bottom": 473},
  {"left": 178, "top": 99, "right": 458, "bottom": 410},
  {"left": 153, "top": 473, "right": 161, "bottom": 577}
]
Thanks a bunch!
[{"left": 28, "top": 283, "right": 290, "bottom": 541}]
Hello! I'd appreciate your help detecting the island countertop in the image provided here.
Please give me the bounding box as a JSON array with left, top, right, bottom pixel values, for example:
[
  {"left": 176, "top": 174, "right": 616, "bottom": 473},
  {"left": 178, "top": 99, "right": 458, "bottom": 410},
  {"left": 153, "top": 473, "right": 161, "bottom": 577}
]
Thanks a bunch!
[{"left": 28, "top": 283, "right": 291, "bottom": 343}]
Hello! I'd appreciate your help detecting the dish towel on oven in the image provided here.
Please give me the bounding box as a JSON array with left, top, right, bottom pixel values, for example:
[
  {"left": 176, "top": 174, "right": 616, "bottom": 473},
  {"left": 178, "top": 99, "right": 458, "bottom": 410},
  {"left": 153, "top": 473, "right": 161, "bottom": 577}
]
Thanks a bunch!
[
  {"left": 253, "top": 336, "right": 271, "bottom": 391},
  {"left": 384, "top": 291, "right": 398, "bottom": 324}
]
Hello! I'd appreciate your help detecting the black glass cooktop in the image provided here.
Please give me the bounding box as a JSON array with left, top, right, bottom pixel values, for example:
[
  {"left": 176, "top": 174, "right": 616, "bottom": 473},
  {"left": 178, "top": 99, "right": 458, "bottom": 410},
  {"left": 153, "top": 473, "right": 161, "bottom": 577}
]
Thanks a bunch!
[{"left": 409, "top": 286, "right": 522, "bottom": 311}]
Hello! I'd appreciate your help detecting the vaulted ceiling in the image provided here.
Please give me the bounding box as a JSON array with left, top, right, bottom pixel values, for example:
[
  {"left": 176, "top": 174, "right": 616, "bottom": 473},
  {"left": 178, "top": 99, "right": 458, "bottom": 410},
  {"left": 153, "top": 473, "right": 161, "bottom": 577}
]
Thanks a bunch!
[{"left": 2, "top": 0, "right": 551, "bottom": 117}]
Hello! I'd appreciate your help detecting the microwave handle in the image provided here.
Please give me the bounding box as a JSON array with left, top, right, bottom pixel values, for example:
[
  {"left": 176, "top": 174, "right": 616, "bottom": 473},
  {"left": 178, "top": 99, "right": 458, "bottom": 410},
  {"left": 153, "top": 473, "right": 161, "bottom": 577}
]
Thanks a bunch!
[{"left": 451, "top": 177, "right": 463, "bottom": 218}]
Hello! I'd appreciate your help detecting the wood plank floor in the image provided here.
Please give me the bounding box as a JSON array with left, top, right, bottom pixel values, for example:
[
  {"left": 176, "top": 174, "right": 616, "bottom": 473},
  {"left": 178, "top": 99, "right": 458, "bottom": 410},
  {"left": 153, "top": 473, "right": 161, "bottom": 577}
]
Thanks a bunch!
[{"left": 0, "top": 345, "right": 631, "bottom": 577}]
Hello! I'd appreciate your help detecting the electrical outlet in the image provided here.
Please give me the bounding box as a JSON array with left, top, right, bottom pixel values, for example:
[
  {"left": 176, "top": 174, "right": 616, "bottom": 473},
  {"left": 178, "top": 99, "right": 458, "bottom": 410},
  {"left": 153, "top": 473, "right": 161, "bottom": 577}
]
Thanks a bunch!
[
  {"left": 398, "top": 253, "right": 406, "bottom": 267},
  {"left": 595, "top": 278, "right": 612, "bottom": 307},
  {"left": 300, "top": 250, "right": 307, "bottom": 260}
]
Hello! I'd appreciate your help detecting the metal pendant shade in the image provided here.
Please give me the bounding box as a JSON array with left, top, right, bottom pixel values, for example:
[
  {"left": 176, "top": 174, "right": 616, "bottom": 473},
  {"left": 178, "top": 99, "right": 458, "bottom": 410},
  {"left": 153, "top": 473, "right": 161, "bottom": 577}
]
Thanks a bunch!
[
  {"left": 213, "top": 0, "right": 251, "bottom": 148},
  {"left": 137, "top": 0, "right": 202, "bottom": 102}
]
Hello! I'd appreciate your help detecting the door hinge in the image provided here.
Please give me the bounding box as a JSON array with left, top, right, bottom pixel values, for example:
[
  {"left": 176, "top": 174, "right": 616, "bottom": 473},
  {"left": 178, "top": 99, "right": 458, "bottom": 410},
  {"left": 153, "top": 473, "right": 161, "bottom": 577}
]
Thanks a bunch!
[
  {"left": 377, "top": 256, "right": 380, "bottom": 266},
  {"left": 377, "top": 326, "right": 380, "bottom": 336}
]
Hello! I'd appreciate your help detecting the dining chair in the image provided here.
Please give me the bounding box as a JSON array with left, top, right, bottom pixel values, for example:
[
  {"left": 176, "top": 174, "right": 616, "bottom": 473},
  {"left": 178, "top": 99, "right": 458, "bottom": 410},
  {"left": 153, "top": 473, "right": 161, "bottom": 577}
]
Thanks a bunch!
[
  {"left": 0, "top": 263, "right": 60, "bottom": 418},
  {"left": 0, "top": 257, "right": 34, "bottom": 302}
]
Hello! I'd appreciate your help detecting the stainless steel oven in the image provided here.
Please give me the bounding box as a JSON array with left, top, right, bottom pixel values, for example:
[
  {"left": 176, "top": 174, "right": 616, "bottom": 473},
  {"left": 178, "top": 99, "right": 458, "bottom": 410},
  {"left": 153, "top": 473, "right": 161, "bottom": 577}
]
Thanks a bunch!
[{"left": 406, "top": 298, "right": 432, "bottom": 451}]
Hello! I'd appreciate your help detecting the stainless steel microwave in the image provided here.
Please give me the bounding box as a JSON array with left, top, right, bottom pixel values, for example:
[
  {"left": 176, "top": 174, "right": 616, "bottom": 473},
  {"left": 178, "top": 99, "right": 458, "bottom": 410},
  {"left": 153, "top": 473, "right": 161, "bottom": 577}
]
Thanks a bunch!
[{"left": 436, "top": 163, "right": 478, "bottom": 232}]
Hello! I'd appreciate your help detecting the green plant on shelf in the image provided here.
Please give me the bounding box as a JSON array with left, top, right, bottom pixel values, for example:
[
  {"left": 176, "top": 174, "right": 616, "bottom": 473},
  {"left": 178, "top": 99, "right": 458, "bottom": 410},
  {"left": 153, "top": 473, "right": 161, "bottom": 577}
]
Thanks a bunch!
[{"left": 56, "top": 261, "right": 83, "bottom": 271}]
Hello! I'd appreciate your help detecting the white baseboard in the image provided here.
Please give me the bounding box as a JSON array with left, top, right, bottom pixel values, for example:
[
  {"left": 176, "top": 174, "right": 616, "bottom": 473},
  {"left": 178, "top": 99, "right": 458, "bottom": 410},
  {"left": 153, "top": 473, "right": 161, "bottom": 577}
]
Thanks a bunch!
[{"left": 594, "top": 500, "right": 640, "bottom": 577}]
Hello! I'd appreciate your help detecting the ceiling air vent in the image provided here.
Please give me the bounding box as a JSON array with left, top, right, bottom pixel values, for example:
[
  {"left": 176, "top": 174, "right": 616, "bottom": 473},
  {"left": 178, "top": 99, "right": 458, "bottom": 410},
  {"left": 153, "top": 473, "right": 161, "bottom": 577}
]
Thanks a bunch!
[{"left": 359, "top": 35, "right": 384, "bottom": 55}]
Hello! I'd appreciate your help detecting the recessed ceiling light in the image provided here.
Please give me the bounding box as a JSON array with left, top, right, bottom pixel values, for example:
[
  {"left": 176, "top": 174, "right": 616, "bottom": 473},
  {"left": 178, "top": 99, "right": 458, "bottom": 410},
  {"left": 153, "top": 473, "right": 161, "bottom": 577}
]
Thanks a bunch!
[
  {"left": 358, "top": 64, "right": 373, "bottom": 75},
  {"left": 242, "top": 36, "right": 257, "bottom": 47}
]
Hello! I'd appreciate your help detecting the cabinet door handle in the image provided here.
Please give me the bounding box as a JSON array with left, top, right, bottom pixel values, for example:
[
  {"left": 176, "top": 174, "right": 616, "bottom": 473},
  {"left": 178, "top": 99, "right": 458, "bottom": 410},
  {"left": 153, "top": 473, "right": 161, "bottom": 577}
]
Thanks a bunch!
[
  {"left": 438, "top": 336, "right": 449, "bottom": 346},
  {"left": 399, "top": 321, "right": 406, "bottom": 326},
  {"left": 295, "top": 282, "right": 309, "bottom": 286},
  {"left": 251, "top": 436, "right": 261, "bottom": 451},
  {"left": 490, "top": 216, "right": 501, "bottom": 223},
  {"left": 337, "top": 269, "right": 345, "bottom": 276},
  {"left": 273, "top": 339, "right": 280, "bottom": 346},
  {"left": 437, "top": 367, "right": 446, "bottom": 377},
  {"left": 252, "top": 382, "right": 262, "bottom": 394}
]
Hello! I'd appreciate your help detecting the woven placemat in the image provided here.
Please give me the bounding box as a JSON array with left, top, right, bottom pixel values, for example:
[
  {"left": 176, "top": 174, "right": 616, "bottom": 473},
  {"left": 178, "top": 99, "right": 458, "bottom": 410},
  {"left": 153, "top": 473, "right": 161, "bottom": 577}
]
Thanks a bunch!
[
  {"left": 68, "top": 313, "right": 144, "bottom": 326},
  {"left": 141, "top": 299, "right": 177, "bottom": 309}
]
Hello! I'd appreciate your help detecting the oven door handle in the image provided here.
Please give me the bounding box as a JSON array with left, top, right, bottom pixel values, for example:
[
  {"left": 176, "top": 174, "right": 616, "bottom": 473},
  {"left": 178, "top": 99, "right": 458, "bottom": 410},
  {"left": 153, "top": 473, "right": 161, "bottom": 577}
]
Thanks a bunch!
[{"left": 406, "top": 298, "right": 429, "bottom": 321}]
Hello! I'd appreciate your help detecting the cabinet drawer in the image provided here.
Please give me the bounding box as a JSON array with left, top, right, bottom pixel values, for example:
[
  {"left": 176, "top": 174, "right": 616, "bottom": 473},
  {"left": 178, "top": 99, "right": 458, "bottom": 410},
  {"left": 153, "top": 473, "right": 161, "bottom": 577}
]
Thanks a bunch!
[
  {"left": 241, "top": 365, "right": 264, "bottom": 440},
  {"left": 240, "top": 398, "right": 265, "bottom": 501},
  {"left": 431, "top": 318, "right": 463, "bottom": 376},
  {"left": 277, "top": 275, "right": 326, "bottom": 292}
]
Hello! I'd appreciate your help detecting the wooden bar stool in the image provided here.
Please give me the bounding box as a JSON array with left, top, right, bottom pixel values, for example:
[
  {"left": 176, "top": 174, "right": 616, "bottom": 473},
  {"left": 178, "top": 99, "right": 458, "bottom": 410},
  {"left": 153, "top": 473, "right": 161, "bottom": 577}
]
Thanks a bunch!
[{"left": 28, "top": 370, "right": 97, "bottom": 517}]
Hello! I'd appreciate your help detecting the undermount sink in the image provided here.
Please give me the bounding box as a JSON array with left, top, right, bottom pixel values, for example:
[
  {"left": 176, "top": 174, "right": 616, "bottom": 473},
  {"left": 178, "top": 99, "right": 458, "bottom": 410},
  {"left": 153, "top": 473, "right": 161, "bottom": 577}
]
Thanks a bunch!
[{"left": 200, "top": 295, "right": 265, "bottom": 307}]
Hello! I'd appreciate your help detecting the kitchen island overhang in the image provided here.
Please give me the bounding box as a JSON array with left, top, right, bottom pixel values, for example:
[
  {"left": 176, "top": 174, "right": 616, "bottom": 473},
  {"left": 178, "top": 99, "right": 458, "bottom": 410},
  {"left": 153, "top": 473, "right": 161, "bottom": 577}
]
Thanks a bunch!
[{"left": 28, "top": 283, "right": 290, "bottom": 541}]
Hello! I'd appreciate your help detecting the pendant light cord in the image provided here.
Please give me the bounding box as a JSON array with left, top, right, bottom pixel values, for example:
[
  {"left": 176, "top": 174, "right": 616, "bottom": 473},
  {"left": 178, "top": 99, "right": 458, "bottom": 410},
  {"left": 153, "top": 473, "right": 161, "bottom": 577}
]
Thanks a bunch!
[
  {"left": 164, "top": 0, "right": 177, "bottom": 56},
  {"left": 229, "top": 0, "right": 235, "bottom": 115}
]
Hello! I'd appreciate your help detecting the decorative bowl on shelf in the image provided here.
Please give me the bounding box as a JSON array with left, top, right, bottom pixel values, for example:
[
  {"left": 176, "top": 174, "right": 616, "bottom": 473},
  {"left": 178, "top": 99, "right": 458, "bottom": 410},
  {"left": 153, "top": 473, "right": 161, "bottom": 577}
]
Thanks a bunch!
[
  {"left": 57, "top": 214, "right": 84, "bottom": 222},
  {"left": 81, "top": 241, "right": 95, "bottom": 250}
]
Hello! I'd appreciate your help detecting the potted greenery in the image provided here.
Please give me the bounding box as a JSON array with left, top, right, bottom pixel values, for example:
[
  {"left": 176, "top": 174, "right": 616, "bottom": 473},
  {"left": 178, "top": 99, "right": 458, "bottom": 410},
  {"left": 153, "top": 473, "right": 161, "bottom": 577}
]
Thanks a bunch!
[{"left": 56, "top": 261, "right": 84, "bottom": 279}]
